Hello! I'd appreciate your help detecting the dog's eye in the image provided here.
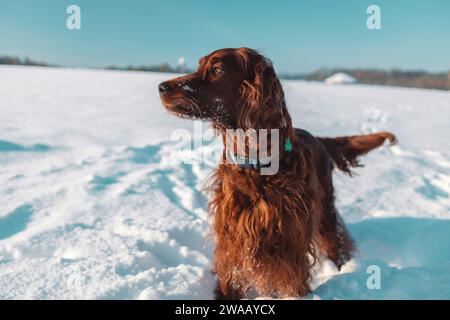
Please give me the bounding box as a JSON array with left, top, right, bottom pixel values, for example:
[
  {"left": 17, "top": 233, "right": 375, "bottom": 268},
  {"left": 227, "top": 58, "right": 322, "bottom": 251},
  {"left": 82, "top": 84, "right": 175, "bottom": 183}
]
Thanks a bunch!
[{"left": 212, "top": 67, "right": 224, "bottom": 76}]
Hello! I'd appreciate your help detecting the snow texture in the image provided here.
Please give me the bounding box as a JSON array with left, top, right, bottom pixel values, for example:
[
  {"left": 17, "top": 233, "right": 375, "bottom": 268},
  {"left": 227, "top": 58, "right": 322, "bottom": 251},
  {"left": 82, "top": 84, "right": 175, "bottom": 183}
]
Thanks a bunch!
[{"left": 0, "top": 65, "right": 449, "bottom": 299}]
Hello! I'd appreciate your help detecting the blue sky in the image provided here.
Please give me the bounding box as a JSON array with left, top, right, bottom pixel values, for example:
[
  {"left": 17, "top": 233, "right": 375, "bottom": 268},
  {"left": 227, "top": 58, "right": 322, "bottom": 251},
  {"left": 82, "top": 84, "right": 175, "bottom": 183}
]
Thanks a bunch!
[{"left": 0, "top": 0, "right": 449, "bottom": 73}]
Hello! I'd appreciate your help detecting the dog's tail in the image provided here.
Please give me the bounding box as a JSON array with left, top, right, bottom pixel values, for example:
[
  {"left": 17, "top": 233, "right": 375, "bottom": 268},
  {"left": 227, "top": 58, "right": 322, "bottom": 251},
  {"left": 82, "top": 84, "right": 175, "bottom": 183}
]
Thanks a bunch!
[{"left": 319, "top": 132, "right": 397, "bottom": 175}]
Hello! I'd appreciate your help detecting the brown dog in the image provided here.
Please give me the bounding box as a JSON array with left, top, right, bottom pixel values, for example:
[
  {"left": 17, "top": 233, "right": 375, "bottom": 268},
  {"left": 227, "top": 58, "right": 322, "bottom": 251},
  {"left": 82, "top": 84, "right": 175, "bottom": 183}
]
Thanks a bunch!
[{"left": 159, "top": 48, "right": 397, "bottom": 299}]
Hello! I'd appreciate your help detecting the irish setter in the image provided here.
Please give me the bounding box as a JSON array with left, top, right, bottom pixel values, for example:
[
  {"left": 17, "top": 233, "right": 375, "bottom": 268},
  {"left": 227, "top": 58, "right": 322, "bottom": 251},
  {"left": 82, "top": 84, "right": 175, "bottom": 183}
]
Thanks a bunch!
[{"left": 158, "top": 48, "right": 397, "bottom": 299}]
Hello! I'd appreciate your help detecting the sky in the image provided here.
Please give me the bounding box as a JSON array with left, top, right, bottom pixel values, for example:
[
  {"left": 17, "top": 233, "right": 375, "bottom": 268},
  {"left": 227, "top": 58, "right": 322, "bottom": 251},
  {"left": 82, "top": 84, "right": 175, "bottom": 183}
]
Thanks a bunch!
[{"left": 0, "top": 0, "right": 449, "bottom": 73}]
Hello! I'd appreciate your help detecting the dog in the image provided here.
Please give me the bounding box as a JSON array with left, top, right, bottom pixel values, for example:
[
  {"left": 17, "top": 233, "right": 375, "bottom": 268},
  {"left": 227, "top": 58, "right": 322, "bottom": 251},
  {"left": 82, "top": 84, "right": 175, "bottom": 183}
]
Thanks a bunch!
[{"left": 158, "top": 48, "right": 397, "bottom": 299}]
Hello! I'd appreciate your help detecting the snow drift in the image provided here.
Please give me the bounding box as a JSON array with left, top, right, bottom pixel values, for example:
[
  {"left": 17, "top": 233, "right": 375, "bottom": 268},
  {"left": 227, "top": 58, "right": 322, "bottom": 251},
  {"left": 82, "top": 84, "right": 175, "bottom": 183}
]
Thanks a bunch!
[{"left": 325, "top": 72, "right": 357, "bottom": 84}]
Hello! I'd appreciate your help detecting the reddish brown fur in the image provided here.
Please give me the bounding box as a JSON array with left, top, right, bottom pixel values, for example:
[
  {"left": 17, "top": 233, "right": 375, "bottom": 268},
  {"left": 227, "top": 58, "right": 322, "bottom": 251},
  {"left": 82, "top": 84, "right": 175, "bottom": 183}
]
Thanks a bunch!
[{"left": 158, "top": 48, "right": 397, "bottom": 299}]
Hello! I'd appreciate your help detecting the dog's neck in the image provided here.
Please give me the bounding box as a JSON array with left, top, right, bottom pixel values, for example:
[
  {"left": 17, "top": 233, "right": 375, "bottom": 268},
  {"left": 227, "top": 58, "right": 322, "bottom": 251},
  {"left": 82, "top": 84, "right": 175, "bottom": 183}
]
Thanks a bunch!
[{"left": 220, "top": 126, "right": 297, "bottom": 172}]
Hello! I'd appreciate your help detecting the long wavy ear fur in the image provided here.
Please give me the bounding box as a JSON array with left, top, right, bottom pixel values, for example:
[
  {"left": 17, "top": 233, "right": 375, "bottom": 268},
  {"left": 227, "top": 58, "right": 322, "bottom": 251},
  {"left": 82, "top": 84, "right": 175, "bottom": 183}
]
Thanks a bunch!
[{"left": 237, "top": 50, "right": 289, "bottom": 131}]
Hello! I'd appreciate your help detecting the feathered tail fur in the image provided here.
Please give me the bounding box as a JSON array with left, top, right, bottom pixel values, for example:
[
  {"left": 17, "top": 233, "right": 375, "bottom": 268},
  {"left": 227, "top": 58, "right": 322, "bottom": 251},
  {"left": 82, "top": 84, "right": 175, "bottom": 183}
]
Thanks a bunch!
[{"left": 319, "top": 132, "right": 397, "bottom": 175}]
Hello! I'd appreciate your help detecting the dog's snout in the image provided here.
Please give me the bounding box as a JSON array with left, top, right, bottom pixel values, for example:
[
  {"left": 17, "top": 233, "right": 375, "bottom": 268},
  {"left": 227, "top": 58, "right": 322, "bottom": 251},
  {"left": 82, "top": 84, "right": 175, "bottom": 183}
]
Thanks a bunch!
[{"left": 158, "top": 81, "right": 172, "bottom": 95}]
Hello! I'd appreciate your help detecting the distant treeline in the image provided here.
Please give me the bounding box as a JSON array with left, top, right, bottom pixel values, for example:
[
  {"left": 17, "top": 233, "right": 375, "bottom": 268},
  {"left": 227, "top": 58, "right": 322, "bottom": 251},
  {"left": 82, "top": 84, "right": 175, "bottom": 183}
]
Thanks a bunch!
[
  {"left": 1, "top": 55, "right": 448, "bottom": 90},
  {"left": 0, "top": 56, "right": 53, "bottom": 67},
  {"left": 0, "top": 55, "right": 181, "bottom": 73},
  {"left": 283, "top": 69, "right": 450, "bottom": 90},
  {"left": 105, "top": 63, "right": 185, "bottom": 73}
]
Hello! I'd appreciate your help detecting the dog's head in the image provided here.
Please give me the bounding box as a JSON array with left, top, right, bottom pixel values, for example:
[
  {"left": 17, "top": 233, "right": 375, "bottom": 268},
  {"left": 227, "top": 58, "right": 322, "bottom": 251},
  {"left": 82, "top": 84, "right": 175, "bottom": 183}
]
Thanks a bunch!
[{"left": 159, "top": 48, "right": 290, "bottom": 131}]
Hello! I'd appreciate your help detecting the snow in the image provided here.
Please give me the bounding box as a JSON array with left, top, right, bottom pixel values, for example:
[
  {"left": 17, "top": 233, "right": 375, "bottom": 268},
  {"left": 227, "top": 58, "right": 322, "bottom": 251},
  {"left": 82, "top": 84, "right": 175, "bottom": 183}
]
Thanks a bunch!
[
  {"left": 325, "top": 72, "right": 357, "bottom": 84},
  {"left": 1, "top": 65, "right": 450, "bottom": 299}
]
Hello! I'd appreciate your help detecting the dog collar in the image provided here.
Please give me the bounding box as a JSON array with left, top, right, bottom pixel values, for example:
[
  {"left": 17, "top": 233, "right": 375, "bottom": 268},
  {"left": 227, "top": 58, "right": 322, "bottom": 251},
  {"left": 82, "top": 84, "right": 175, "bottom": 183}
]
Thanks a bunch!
[
  {"left": 226, "top": 139, "right": 293, "bottom": 170},
  {"left": 228, "top": 153, "right": 272, "bottom": 170}
]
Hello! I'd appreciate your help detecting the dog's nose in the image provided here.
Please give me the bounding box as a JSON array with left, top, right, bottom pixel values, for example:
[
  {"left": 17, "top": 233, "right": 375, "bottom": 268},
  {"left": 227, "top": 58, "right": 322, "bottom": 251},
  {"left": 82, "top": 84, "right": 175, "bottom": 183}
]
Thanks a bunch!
[{"left": 158, "top": 82, "right": 172, "bottom": 95}]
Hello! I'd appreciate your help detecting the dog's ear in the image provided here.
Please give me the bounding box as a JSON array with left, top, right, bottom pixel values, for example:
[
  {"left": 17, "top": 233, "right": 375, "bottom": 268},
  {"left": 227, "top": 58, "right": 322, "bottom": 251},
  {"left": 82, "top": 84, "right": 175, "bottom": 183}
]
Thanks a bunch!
[{"left": 238, "top": 57, "right": 288, "bottom": 131}]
